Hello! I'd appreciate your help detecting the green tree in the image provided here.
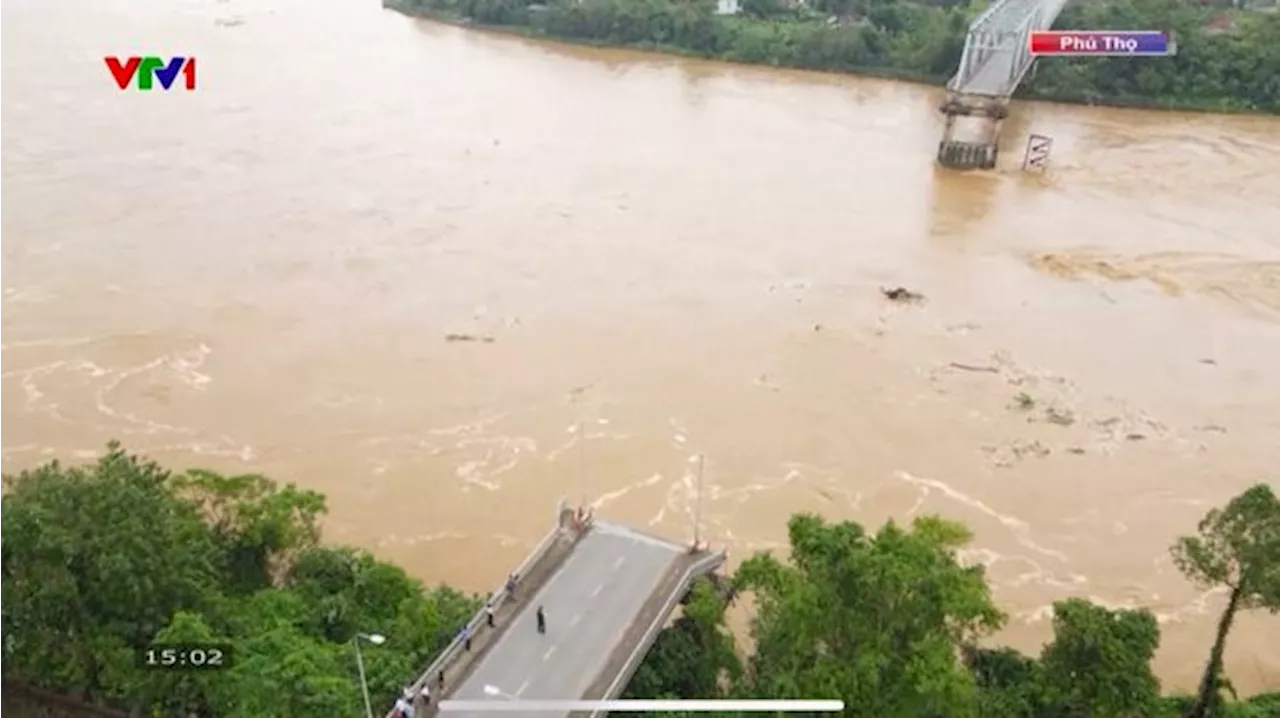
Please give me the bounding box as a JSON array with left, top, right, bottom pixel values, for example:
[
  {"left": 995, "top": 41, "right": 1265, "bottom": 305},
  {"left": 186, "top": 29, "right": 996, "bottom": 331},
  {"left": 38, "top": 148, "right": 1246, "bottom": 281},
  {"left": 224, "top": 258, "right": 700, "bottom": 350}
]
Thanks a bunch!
[
  {"left": 732, "top": 514, "right": 1005, "bottom": 718},
  {"left": 625, "top": 577, "right": 741, "bottom": 701},
  {"left": 221, "top": 625, "right": 361, "bottom": 717},
  {"left": 740, "top": 0, "right": 789, "bottom": 19},
  {"left": 288, "top": 545, "right": 431, "bottom": 642},
  {"left": 1038, "top": 598, "right": 1162, "bottom": 717},
  {"left": 389, "top": 581, "right": 484, "bottom": 661},
  {"left": 1, "top": 442, "right": 220, "bottom": 700},
  {"left": 1171, "top": 483, "right": 1280, "bottom": 718},
  {"left": 174, "top": 469, "right": 327, "bottom": 594},
  {"left": 964, "top": 645, "right": 1045, "bottom": 718},
  {"left": 128, "top": 611, "right": 231, "bottom": 716},
  {"left": 1, "top": 445, "right": 483, "bottom": 716},
  {"left": 285, "top": 545, "right": 479, "bottom": 700}
]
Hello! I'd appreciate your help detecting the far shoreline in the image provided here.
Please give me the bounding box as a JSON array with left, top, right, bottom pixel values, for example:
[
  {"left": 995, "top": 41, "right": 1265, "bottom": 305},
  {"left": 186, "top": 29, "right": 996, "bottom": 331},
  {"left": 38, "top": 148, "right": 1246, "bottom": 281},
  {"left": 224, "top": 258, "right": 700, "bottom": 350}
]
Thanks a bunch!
[{"left": 385, "top": 1, "right": 1274, "bottom": 118}]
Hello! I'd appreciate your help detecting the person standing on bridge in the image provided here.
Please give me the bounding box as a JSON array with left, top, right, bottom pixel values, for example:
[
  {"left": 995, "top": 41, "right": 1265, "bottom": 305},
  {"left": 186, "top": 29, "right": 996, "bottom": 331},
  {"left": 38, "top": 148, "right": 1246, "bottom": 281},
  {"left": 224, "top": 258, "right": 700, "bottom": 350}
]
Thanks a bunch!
[
  {"left": 394, "top": 688, "right": 415, "bottom": 718},
  {"left": 536, "top": 605, "right": 547, "bottom": 635}
]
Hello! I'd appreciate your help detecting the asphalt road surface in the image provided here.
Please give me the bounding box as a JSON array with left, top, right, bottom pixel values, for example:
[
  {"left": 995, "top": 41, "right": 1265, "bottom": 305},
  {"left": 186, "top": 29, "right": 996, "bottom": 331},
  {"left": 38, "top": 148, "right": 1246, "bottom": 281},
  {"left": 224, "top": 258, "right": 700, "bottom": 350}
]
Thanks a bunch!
[{"left": 448, "top": 522, "right": 684, "bottom": 718}]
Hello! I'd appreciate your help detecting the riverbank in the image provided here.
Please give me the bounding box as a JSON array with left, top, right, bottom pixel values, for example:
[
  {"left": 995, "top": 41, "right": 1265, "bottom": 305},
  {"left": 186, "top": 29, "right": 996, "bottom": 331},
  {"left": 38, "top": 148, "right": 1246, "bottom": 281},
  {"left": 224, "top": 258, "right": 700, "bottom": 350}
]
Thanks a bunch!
[
  {"left": 384, "top": 0, "right": 1279, "bottom": 115},
  {"left": 389, "top": 2, "right": 944, "bottom": 84}
]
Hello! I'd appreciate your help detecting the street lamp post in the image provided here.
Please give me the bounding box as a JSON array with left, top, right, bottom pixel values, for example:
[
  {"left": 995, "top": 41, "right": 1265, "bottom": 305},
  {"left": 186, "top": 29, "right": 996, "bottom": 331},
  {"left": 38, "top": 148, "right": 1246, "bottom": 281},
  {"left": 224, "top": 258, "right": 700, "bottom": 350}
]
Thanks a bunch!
[
  {"left": 353, "top": 632, "right": 387, "bottom": 718},
  {"left": 569, "top": 384, "right": 599, "bottom": 512},
  {"left": 693, "top": 454, "right": 705, "bottom": 547},
  {"left": 576, "top": 395, "right": 588, "bottom": 510}
]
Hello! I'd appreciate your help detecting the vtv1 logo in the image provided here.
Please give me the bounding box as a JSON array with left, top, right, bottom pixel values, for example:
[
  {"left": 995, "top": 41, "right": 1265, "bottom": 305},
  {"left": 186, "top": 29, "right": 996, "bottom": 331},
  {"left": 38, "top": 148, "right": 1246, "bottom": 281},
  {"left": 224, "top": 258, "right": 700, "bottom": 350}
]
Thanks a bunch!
[{"left": 104, "top": 57, "right": 197, "bottom": 91}]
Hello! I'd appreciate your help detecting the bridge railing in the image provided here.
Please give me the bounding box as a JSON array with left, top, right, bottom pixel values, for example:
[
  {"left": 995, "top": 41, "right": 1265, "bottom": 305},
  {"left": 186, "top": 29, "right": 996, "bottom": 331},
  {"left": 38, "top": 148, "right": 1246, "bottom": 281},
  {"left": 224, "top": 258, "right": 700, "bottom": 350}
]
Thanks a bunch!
[
  {"left": 392, "top": 500, "right": 569, "bottom": 713},
  {"left": 950, "top": 0, "right": 1071, "bottom": 95},
  {"left": 589, "top": 548, "right": 729, "bottom": 718}
]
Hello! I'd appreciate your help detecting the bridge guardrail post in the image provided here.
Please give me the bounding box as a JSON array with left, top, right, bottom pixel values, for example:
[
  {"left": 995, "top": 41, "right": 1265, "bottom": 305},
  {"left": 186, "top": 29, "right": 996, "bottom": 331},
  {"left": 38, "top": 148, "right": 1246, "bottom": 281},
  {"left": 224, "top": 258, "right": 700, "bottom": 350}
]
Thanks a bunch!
[{"left": 394, "top": 504, "right": 569, "bottom": 718}]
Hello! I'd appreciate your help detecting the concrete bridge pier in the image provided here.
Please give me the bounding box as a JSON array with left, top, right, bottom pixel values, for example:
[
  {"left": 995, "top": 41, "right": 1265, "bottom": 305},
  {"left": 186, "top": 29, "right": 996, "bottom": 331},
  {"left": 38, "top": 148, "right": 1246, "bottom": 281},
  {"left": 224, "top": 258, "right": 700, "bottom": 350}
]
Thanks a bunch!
[
  {"left": 938, "top": 0, "right": 1069, "bottom": 169},
  {"left": 937, "top": 93, "right": 1009, "bottom": 170}
]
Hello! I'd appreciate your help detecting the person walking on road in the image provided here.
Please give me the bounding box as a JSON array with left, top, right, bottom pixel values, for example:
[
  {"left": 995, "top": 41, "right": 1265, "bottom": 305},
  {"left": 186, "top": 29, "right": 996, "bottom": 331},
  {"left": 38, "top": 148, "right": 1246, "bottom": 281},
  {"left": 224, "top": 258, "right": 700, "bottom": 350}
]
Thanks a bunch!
[{"left": 536, "top": 605, "right": 547, "bottom": 635}]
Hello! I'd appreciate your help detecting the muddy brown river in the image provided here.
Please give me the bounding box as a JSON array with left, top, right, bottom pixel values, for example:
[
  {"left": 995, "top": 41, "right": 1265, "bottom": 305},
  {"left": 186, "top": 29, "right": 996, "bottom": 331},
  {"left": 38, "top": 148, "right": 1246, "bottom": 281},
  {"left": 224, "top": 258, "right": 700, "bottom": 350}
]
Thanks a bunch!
[{"left": 3, "top": 0, "right": 1279, "bottom": 694}]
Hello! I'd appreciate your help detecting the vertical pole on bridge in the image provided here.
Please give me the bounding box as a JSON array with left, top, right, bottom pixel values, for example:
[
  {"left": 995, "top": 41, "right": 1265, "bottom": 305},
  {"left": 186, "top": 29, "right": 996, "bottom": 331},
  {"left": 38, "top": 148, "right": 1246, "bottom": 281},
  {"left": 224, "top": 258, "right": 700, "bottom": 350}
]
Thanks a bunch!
[
  {"left": 693, "top": 454, "right": 705, "bottom": 548},
  {"left": 577, "top": 403, "right": 588, "bottom": 511}
]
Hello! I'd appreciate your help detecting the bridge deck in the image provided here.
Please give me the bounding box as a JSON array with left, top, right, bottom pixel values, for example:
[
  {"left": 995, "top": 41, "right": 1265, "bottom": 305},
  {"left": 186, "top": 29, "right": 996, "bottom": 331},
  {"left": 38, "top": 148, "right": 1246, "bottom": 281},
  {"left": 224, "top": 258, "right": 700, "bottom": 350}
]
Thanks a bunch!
[
  {"left": 958, "top": 51, "right": 1019, "bottom": 97},
  {"left": 447, "top": 521, "right": 686, "bottom": 718}
]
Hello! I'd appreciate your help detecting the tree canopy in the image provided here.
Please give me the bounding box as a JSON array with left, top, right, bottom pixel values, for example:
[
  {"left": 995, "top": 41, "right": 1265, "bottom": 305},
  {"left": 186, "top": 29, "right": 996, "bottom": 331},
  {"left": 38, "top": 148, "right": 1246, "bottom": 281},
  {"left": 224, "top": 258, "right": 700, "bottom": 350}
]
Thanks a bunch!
[
  {"left": 626, "top": 488, "right": 1280, "bottom": 718},
  {"left": 1171, "top": 483, "right": 1280, "bottom": 718},
  {"left": 1, "top": 442, "right": 477, "bottom": 716},
  {"left": 731, "top": 514, "right": 1004, "bottom": 718}
]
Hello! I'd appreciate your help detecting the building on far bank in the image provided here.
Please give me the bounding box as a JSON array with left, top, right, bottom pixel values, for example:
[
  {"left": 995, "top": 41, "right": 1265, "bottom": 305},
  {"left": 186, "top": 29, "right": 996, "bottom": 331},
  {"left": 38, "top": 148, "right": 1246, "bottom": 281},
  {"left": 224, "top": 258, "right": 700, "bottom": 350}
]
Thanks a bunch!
[{"left": 717, "top": 0, "right": 741, "bottom": 14}]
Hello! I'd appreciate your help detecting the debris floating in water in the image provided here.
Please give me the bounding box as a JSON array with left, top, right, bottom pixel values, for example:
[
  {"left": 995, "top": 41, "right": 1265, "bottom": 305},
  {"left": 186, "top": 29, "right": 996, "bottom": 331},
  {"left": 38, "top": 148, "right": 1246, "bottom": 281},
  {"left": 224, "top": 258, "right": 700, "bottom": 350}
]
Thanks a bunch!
[
  {"left": 445, "top": 333, "right": 495, "bottom": 343},
  {"left": 881, "top": 286, "right": 925, "bottom": 303}
]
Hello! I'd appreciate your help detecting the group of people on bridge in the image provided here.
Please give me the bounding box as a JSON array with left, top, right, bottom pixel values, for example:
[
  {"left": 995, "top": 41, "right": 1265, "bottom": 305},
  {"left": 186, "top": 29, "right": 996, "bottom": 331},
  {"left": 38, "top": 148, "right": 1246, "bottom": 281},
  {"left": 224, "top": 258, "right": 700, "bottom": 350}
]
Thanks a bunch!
[
  {"left": 388, "top": 574, "right": 529, "bottom": 718},
  {"left": 387, "top": 505, "right": 595, "bottom": 718}
]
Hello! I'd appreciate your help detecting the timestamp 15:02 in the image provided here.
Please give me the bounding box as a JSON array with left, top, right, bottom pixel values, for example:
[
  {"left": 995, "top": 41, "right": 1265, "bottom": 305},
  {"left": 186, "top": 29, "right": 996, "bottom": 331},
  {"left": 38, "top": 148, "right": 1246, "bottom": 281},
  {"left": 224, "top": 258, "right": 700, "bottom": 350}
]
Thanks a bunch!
[{"left": 138, "top": 643, "right": 233, "bottom": 670}]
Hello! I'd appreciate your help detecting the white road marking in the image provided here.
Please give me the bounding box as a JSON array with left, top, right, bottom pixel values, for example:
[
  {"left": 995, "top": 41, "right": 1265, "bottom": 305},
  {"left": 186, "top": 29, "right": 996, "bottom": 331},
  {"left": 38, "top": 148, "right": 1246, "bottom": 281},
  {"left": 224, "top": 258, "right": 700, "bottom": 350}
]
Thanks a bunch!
[
  {"left": 613, "top": 556, "right": 626, "bottom": 570},
  {"left": 593, "top": 521, "right": 685, "bottom": 551},
  {"left": 591, "top": 583, "right": 604, "bottom": 597},
  {"left": 568, "top": 614, "right": 582, "bottom": 628},
  {"left": 543, "top": 645, "right": 557, "bottom": 661},
  {"left": 516, "top": 680, "right": 530, "bottom": 697}
]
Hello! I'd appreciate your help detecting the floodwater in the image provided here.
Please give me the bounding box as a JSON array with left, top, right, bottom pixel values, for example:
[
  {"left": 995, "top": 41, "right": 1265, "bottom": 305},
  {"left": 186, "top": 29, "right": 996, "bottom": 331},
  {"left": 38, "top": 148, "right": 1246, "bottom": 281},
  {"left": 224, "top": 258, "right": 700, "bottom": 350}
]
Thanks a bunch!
[{"left": 3, "top": 0, "right": 1279, "bottom": 694}]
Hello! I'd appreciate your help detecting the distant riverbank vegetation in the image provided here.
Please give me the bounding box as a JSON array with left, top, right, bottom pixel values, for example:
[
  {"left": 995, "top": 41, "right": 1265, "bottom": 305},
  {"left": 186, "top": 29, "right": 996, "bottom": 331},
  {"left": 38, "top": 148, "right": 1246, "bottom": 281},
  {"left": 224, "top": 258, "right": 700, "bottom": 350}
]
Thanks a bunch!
[
  {"left": 385, "top": 0, "right": 1280, "bottom": 113},
  {"left": 4, "top": 444, "right": 1279, "bottom": 716}
]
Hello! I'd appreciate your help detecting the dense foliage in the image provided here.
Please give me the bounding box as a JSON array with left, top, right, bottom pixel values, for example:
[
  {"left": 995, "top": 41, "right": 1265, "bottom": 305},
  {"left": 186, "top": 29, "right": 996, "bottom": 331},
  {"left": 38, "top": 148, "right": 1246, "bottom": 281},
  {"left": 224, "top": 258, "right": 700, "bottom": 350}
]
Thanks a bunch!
[
  {"left": 387, "top": 0, "right": 1280, "bottom": 113},
  {"left": 3, "top": 446, "right": 1278, "bottom": 717},
  {"left": 626, "top": 484, "right": 1280, "bottom": 718},
  {"left": 1, "top": 442, "right": 478, "bottom": 716}
]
